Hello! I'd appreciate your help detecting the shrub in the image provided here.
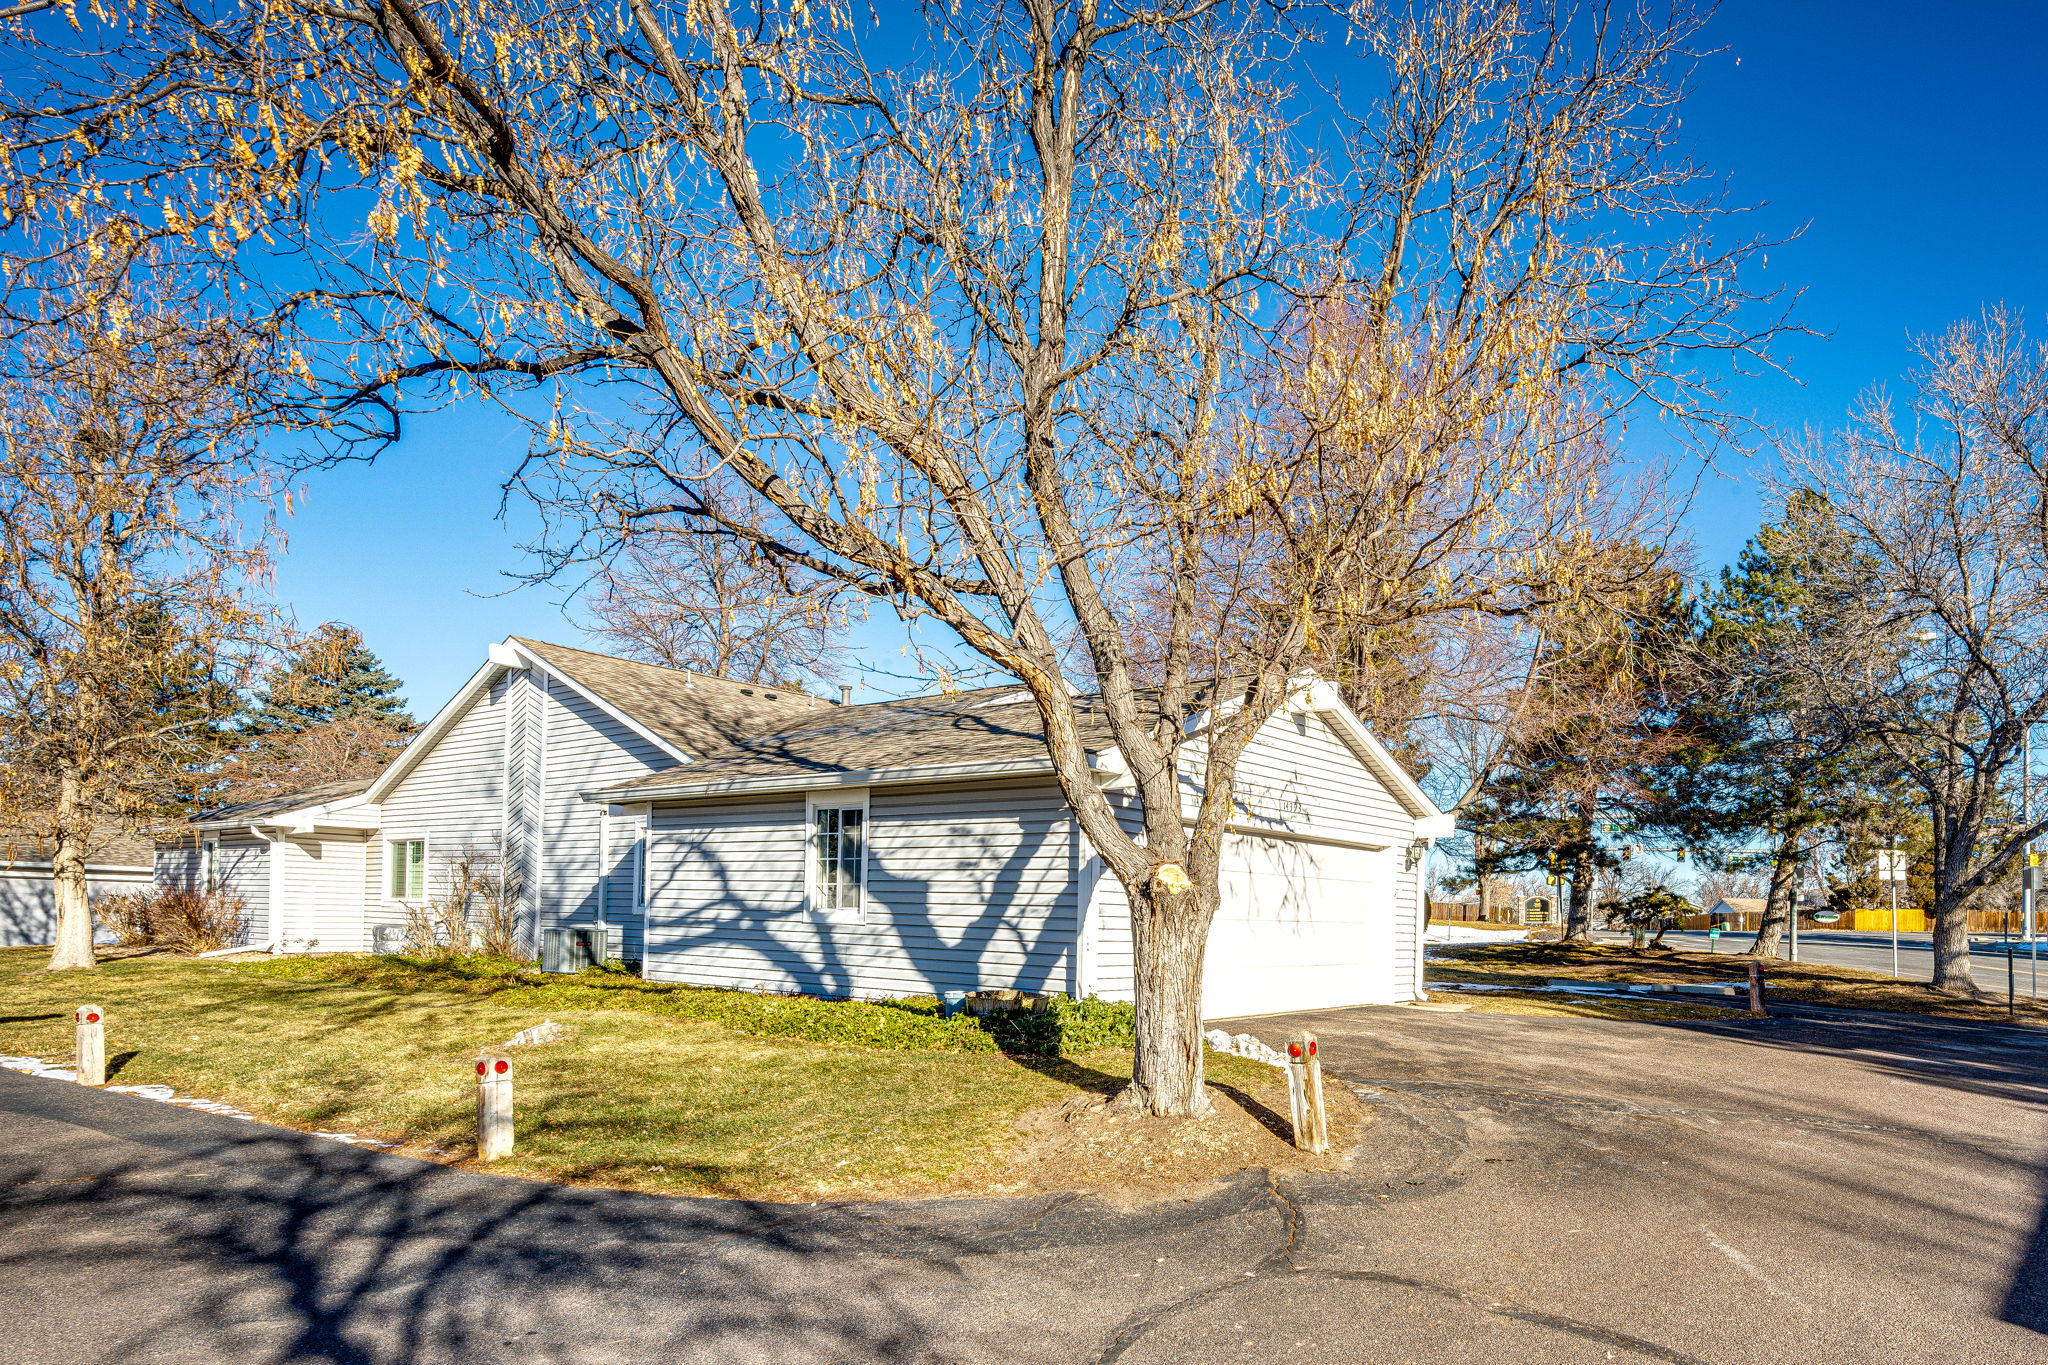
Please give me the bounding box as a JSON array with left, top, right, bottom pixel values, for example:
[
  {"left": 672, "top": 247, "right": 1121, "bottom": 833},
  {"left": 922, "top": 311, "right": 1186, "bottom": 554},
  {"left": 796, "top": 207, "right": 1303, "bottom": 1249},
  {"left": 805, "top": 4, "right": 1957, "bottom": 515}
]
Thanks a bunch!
[
  {"left": 93, "top": 892, "right": 157, "bottom": 946},
  {"left": 92, "top": 887, "right": 248, "bottom": 953}
]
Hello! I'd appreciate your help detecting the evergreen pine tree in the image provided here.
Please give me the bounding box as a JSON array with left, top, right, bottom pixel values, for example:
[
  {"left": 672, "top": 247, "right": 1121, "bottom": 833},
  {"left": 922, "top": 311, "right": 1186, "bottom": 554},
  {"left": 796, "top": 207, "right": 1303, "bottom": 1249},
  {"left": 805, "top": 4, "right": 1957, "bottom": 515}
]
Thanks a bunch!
[
  {"left": 1649, "top": 494, "right": 1889, "bottom": 958},
  {"left": 249, "top": 623, "right": 414, "bottom": 736},
  {"left": 221, "top": 624, "right": 416, "bottom": 797}
]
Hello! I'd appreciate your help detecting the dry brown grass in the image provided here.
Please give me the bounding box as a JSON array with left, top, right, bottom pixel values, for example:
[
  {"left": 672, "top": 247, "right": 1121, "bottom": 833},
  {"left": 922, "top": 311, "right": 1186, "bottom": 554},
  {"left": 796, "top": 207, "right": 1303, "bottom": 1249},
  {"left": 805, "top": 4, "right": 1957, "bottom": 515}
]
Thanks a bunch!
[
  {"left": 0, "top": 947, "right": 1304, "bottom": 1202},
  {"left": 1428, "top": 941, "right": 2048, "bottom": 1026}
]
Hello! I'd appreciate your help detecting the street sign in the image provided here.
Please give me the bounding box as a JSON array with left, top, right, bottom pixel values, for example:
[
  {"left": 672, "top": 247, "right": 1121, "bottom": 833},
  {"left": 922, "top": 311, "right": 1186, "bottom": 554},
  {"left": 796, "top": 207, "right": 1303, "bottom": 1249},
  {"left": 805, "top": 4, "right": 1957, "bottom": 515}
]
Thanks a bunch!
[
  {"left": 1813, "top": 911, "right": 1842, "bottom": 924},
  {"left": 1875, "top": 849, "right": 1907, "bottom": 882}
]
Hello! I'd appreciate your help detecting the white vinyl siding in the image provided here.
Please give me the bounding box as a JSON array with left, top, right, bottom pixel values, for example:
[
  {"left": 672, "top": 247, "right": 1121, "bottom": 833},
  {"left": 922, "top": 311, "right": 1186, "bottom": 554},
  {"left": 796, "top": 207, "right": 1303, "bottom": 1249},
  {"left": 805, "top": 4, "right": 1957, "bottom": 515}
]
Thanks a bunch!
[
  {"left": 642, "top": 779, "right": 1080, "bottom": 1000},
  {"left": 210, "top": 833, "right": 271, "bottom": 944},
  {"left": 273, "top": 834, "right": 372, "bottom": 952},
  {"left": 0, "top": 863, "right": 151, "bottom": 948},
  {"left": 368, "top": 672, "right": 510, "bottom": 938},
  {"left": 536, "top": 676, "right": 671, "bottom": 963}
]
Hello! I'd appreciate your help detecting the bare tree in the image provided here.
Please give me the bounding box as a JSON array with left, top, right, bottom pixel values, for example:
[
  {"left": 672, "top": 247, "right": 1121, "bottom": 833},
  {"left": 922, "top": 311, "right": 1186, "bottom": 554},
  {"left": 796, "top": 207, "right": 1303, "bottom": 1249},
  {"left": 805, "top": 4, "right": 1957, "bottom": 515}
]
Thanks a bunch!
[
  {"left": 581, "top": 519, "right": 852, "bottom": 690},
  {"left": 0, "top": 272, "right": 275, "bottom": 969},
  {"left": 4, "top": 0, "right": 1790, "bottom": 1109},
  {"left": 1775, "top": 310, "right": 2048, "bottom": 994},
  {"left": 1689, "top": 867, "right": 1767, "bottom": 911}
]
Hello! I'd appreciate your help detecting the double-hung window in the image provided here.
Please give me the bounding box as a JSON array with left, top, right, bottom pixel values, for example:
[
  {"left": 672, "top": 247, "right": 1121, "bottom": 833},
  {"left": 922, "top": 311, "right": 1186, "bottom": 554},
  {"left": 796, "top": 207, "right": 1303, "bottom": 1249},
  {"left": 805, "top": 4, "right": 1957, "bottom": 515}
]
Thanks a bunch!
[
  {"left": 200, "top": 836, "right": 219, "bottom": 893},
  {"left": 809, "top": 801, "right": 866, "bottom": 920},
  {"left": 388, "top": 839, "right": 427, "bottom": 900}
]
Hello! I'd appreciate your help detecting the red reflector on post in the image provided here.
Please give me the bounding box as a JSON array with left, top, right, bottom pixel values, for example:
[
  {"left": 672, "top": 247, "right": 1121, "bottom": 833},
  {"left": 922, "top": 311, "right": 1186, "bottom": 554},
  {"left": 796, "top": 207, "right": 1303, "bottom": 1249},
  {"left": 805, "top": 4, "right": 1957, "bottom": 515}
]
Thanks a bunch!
[
  {"left": 1307, "top": 1040, "right": 1316, "bottom": 1057},
  {"left": 476, "top": 1061, "right": 487, "bottom": 1076},
  {"left": 494, "top": 1059, "right": 509, "bottom": 1075},
  {"left": 1288, "top": 1042, "right": 1302, "bottom": 1058},
  {"left": 85, "top": 1012, "right": 99, "bottom": 1023}
]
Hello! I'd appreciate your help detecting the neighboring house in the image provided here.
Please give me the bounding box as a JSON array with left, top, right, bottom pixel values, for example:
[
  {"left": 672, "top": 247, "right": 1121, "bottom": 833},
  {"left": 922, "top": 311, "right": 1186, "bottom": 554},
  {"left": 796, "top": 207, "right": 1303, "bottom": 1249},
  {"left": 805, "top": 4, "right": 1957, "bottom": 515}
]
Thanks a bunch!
[
  {"left": 155, "top": 779, "right": 380, "bottom": 951},
  {"left": 0, "top": 829, "right": 154, "bottom": 947},
  {"left": 1704, "top": 897, "right": 1766, "bottom": 931},
  {"left": 161, "top": 637, "right": 1455, "bottom": 1020}
]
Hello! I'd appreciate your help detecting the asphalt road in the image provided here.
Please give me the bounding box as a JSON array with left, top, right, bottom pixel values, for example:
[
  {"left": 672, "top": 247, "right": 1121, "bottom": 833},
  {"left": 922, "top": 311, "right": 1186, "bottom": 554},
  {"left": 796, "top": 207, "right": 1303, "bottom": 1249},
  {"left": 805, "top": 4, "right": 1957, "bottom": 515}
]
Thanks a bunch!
[
  {"left": 5, "top": 1002, "right": 2047, "bottom": 1363},
  {"left": 1620, "top": 928, "right": 2048, "bottom": 998}
]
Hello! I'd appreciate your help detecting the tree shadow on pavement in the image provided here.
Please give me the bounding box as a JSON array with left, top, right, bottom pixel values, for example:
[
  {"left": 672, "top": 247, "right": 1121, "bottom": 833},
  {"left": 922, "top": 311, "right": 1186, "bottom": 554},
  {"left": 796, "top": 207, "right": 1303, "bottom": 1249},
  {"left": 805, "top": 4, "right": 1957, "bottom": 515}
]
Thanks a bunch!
[
  {"left": 0, "top": 1075, "right": 1006, "bottom": 1364},
  {"left": 1666, "top": 1005, "right": 2048, "bottom": 1336}
]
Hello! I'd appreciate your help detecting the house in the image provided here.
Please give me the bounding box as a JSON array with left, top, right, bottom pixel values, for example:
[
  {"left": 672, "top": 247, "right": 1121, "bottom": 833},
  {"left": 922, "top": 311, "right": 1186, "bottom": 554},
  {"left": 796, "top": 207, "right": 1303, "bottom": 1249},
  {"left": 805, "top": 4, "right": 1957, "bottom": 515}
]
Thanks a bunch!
[
  {"left": 1705, "top": 897, "right": 1765, "bottom": 930},
  {"left": 161, "top": 637, "right": 1455, "bottom": 1020},
  {"left": 0, "top": 828, "right": 154, "bottom": 947},
  {"left": 154, "top": 779, "right": 381, "bottom": 951}
]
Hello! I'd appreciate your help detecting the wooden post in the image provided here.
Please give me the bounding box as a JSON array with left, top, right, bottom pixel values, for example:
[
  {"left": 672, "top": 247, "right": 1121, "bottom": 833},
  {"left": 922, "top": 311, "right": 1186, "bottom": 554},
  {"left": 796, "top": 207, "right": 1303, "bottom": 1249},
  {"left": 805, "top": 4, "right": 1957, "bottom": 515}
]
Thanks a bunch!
[
  {"left": 476, "top": 1055, "right": 513, "bottom": 1161},
  {"left": 1286, "top": 1031, "right": 1329, "bottom": 1154},
  {"left": 1746, "top": 960, "right": 1765, "bottom": 1015},
  {"left": 74, "top": 1005, "right": 105, "bottom": 1087}
]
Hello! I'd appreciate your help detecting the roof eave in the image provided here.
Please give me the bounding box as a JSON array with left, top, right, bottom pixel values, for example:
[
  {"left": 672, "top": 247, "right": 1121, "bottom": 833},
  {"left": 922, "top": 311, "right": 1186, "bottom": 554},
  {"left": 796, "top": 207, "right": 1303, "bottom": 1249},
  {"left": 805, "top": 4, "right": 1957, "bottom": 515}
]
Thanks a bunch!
[{"left": 588, "top": 751, "right": 1125, "bottom": 805}]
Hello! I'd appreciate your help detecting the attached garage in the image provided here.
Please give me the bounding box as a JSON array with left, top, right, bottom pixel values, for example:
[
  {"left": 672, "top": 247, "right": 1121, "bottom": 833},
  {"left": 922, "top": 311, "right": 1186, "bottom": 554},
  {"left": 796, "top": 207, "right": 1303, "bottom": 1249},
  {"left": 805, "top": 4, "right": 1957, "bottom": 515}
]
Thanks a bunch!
[
  {"left": 1201, "top": 834, "right": 1397, "bottom": 1020},
  {"left": 612, "top": 675, "right": 1449, "bottom": 1012}
]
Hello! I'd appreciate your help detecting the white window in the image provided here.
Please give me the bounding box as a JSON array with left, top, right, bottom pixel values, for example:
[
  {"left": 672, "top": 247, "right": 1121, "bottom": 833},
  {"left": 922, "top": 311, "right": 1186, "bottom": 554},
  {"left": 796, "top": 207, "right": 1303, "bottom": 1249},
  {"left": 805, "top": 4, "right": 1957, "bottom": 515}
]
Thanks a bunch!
[
  {"left": 200, "top": 836, "right": 219, "bottom": 893},
  {"left": 388, "top": 839, "right": 427, "bottom": 900},
  {"left": 808, "top": 798, "right": 867, "bottom": 920},
  {"left": 633, "top": 824, "right": 649, "bottom": 909}
]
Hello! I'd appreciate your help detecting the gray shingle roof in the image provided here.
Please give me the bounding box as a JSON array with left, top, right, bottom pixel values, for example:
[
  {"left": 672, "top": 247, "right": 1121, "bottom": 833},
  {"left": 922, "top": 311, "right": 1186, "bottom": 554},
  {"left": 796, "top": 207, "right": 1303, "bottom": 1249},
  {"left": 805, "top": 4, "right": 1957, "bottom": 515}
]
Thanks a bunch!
[
  {"left": 602, "top": 685, "right": 1115, "bottom": 796},
  {"left": 187, "top": 778, "right": 376, "bottom": 828},
  {"left": 0, "top": 825, "right": 155, "bottom": 869},
  {"left": 513, "top": 638, "right": 825, "bottom": 757}
]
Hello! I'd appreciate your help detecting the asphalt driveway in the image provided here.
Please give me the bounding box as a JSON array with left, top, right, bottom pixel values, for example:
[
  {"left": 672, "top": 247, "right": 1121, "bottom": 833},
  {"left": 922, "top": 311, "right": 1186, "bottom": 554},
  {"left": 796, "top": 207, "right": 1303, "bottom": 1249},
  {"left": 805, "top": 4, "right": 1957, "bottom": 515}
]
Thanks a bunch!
[{"left": 4, "top": 1002, "right": 2045, "bottom": 1363}]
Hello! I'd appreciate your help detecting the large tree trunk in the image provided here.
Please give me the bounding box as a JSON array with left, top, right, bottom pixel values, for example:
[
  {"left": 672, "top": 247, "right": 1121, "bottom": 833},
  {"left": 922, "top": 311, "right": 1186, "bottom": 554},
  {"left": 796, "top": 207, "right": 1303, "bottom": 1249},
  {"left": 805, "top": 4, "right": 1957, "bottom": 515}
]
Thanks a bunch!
[
  {"left": 1118, "top": 879, "right": 1218, "bottom": 1117},
  {"left": 1929, "top": 885, "right": 1982, "bottom": 996},
  {"left": 47, "top": 778, "right": 96, "bottom": 970},
  {"left": 1562, "top": 852, "right": 1595, "bottom": 942},
  {"left": 1748, "top": 838, "right": 1801, "bottom": 960}
]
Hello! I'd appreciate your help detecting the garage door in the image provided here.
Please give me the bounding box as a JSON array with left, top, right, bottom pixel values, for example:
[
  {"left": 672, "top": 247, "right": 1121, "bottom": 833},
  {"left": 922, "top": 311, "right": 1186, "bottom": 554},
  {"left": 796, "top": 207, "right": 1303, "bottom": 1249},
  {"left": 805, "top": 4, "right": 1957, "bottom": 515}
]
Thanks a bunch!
[{"left": 1202, "top": 835, "right": 1393, "bottom": 1020}]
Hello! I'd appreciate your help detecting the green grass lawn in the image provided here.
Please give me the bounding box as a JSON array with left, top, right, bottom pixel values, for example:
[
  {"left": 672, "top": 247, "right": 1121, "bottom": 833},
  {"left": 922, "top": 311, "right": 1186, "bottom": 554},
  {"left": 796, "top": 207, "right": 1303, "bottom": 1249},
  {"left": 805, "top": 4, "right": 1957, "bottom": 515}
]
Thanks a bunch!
[
  {"left": 1429, "top": 940, "right": 2048, "bottom": 1026},
  {"left": 0, "top": 947, "right": 1279, "bottom": 1201}
]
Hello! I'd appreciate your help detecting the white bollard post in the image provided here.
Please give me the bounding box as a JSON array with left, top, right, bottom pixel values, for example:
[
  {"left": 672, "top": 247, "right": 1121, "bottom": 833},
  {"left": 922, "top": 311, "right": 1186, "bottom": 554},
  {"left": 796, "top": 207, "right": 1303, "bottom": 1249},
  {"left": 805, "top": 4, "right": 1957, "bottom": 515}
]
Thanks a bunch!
[
  {"left": 476, "top": 1055, "right": 514, "bottom": 1162},
  {"left": 74, "top": 1005, "right": 105, "bottom": 1087},
  {"left": 1286, "top": 1031, "right": 1330, "bottom": 1154}
]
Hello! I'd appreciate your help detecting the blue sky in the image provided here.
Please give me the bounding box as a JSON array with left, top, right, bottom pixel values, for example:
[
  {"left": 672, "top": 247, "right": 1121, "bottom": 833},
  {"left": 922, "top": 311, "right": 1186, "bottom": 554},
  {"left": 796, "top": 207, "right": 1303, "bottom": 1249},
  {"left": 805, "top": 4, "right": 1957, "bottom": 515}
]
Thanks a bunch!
[{"left": 263, "top": 0, "right": 2048, "bottom": 714}]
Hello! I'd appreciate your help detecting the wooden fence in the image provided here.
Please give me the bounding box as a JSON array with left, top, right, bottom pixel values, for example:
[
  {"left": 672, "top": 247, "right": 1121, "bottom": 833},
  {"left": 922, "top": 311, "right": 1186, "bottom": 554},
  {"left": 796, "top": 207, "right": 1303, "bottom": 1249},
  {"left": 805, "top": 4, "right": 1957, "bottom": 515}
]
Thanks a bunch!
[
  {"left": 1433, "top": 901, "right": 2048, "bottom": 936},
  {"left": 1678, "top": 908, "right": 2047, "bottom": 935}
]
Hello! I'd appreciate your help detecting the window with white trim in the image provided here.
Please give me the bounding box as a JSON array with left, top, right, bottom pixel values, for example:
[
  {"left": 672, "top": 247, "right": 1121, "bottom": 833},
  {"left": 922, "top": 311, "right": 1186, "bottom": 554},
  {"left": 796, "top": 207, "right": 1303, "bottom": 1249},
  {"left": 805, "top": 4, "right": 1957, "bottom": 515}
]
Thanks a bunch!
[
  {"left": 200, "top": 836, "right": 219, "bottom": 893},
  {"left": 633, "top": 823, "right": 649, "bottom": 909},
  {"left": 809, "top": 801, "right": 866, "bottom": 919},
  {"left": 388, "top": 838, "right": 427, "bottom": 899}
]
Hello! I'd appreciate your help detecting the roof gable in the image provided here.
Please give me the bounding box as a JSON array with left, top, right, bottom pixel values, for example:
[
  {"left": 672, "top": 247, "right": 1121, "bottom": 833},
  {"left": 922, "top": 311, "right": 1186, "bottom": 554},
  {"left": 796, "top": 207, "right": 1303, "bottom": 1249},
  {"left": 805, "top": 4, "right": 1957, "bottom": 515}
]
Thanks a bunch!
[
  {"left": 366, "top": 636, "right": 829, "bottom": 804},
  {"left": 510, "top": 638, "right": 823, "bottom": 756}
]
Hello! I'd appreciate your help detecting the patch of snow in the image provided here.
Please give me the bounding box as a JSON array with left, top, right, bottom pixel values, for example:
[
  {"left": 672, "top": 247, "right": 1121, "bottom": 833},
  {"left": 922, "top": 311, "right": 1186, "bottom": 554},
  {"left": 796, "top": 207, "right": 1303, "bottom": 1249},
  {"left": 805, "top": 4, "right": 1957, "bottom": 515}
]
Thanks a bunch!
[
  {"left": 1204, "top": 1029, "right": 1289, "bottom": 1069},
  {"left": 6, "top": 1055, "right": 396, "bottom": 1146},
  {"left": 1424, "top": 924, "right": 1531, "bottom": 944},
  {"left": 502, "top": 1019, "right": 567, "bottom": 1048}
]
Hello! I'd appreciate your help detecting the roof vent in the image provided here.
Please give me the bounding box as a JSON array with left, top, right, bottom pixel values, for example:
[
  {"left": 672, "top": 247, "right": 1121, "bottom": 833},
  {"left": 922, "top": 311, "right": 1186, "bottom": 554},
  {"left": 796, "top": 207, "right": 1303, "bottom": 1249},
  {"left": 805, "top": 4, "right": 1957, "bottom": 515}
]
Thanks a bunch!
[{"left": 839, "top": 685, "right": 853, "bottom": 706}]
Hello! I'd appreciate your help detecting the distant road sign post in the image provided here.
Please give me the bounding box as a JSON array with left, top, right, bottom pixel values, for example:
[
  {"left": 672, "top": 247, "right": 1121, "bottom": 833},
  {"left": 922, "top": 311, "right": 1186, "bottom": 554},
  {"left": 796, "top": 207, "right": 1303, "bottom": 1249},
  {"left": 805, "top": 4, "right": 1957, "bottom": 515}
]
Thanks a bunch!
[{"left": 1877, "top": 848, "right": 1908, "bottom": 979}]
